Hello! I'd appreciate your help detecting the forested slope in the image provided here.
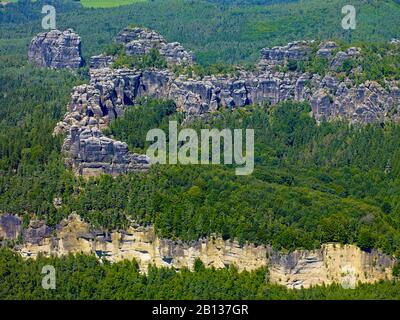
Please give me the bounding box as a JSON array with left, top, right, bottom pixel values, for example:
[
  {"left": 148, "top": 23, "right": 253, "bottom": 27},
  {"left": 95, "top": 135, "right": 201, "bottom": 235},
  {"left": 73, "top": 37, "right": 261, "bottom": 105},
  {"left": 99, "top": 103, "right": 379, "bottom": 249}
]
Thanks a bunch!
[
  {"left": 1, "top": 0, "right": 400, "bottom": 255},
  {"left": 1, "top": 249, "right": 400, "bottom": 300},
  {"left": 1, "top": 0, "right": 400, "bottom": 64},
  {"left": 1, "top": 59, "right": 400, "bottom": 255}
]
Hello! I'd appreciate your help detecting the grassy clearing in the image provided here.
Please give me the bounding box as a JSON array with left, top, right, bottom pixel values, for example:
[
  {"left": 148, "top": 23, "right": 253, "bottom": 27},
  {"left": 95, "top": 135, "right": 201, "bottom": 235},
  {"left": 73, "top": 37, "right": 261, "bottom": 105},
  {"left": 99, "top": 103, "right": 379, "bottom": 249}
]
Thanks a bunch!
[{"left": 80, "top": 0, "right": 146, "bottom": 8}]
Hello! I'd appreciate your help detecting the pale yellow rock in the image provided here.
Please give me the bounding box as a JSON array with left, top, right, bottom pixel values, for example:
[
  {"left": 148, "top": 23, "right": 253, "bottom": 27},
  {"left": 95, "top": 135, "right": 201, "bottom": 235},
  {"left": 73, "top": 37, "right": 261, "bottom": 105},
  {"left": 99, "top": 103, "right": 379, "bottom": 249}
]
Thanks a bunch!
[
  {"left": 268, "top": 244, "right": 394, "bottom": 289},
  {"left": 12, "top": 214, "right": 396, "bottom": 289}
]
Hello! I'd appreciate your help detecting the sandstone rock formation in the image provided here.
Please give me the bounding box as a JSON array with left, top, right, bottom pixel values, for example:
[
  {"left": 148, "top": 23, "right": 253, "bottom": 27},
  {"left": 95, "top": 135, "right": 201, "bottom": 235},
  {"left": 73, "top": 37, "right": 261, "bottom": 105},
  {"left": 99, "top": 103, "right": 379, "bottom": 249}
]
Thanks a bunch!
[
  {"left": 260, "top": 41, "right": 311, "bottom": 66},
  {"left": 330, "top": 46, "right": 361, "bottom": 70},
  {"left": 390, "top": 38, "right": 400, "bottom": 45},
  {"left": 56, "top": 68, "right": 173, "bottom": 133},
  {"left": 22, "top": 219, "right": 52, "bottom": 245},
  {"left": 116, "top": 27, "right": 196, "bottom": 65},
  {"left": 56, "top": 62, "right": 400, "bottom": 134},
  {"left": 53, "top": 28, "right": 400, "bottom": 177},
  {"left": 0, "top": 214, "right": 21, "bottom": 240},
  {"left": 269, "top": 244, "right": 394, "bottom": 289},
  {"left": 28, "top": 29, "right": 84, "bottom": 69},
  {"left": 89, "top": 54, "right": 115, "bottom": 69},
  {"left": 0, "top": 213, "right": 395, "bottom": 289},
  {"left": 19, "top": 27, "right": 400, "bottom": 289},
  {"left": 64, "top": 126, "right": 150, "bottom": 176},
  {"left": 316, "top": 41, "right": 338, "bottom": 59}
]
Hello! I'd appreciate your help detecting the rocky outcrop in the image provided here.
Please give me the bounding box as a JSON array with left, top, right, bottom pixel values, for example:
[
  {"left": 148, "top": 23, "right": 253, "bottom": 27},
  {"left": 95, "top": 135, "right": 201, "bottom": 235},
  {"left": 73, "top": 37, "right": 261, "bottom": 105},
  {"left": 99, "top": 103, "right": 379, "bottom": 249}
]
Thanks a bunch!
[
  {"left": 28, "top": 29, "right": 83, "bottom": 69},
  {"left": 316, "top": 41, "right": 338, "bottom": 59},
  {"left": 64, "top": 126, "right": 150, "bottom": 177},
  {"left": 56, "top": 66, "right": 400, "bottom": 135},
  {"left": 390, "top": 38, "right": 400, "bottom": 45},
  {"left": 0, "top": 214, "right": 395, "bottom": 289},
  {"left": 0, "top": 214, "right": 268, "bottom": 272},
  {"left": 53, "top": 28, "right": 400, "bottom": 177},
  {"left": 310, "top": 80, "right": 399, "bottom": 123},
  {"left": 54, "top": 68, "right": 156, "bottom": 176},
  {"left": 22, "top": 220, "right": 52, "bottom": 245},
  {"left": 259, "top": 41, "right": 311, "bottom": 66},
  {"left": 0, "top": 214, "right": 21, "bottom": 240},
  {"left": 269, "top": 245, "right": 394, "bottom": 289},
  {"left": 89, "top": 54, "right": 115, "bottom": 69},
  {"left": 330, "top": 46, "right": 361, "bottom": 70},
  {"left": 116, "top": 27, "right": 196, "bottom": 65}
]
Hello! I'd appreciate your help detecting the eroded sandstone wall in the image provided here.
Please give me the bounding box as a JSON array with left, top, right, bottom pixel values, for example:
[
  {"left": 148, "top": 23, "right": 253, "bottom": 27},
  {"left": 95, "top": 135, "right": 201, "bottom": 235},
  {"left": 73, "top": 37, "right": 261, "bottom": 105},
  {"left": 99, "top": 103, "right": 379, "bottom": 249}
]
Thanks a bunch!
[
  {"left": 28, "top": 29, "right": 84, "bottom": 69},
  {"left": 269, "top": 244, "right": 394, "bottom": 289},
  {"left": 116, "top": 27, "right": 196, "bottom": 66},
  {"left": 45, "top": 27, "right": 400, "bottom": 177},
  {"left": 0, "top": 214, "right": 395, "bottom": 289}
]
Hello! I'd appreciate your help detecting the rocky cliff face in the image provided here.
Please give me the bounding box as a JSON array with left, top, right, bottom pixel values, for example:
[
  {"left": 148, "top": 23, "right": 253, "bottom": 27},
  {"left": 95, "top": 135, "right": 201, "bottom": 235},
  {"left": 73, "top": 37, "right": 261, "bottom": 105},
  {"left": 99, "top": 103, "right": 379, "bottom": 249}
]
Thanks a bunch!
[
  {"left": 260, "top": 41, "right": 311, "bottom": 66},
  {"left": 0, "top": 214, "right": 21, "bottom": 240},
  {"left": 52, "top": 28, "right": 400, "bottom": 177},
  {"left": 63, "top": 126, "right": 150, "bottom": 176},
  {"left": 28, "top": 29, "right": 84, "bottom": 69},
  {"left": 54, "top": 69, "right": 153, "bottom": 177},
  {"left": 116, "top": 27, "right": 196, "bottom": 66},
  {"left": 269, "top": 244, "right": 394, "bottom": 289},
  {"left": 0, "top": 214, "right": 395, "bottom": 289},
  {"left": 89, "top": 54, "right": 115, "bottom": 69},
  {"left": 57, "top": 35, "right": 400, "bottom": 130},
  {"left": 56, "top": 61, "right": 400, "bottom": 133}
]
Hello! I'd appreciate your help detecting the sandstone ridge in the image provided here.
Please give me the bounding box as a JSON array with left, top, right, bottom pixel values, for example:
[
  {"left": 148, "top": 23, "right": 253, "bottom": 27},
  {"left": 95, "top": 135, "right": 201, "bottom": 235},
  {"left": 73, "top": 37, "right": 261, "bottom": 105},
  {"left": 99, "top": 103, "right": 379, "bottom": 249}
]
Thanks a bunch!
[
  {"left": 0, "top": 213, "right": 395, "bottom": 289},
  {"left": 47, "top": 27, "right": 400, "bottom": 177}
]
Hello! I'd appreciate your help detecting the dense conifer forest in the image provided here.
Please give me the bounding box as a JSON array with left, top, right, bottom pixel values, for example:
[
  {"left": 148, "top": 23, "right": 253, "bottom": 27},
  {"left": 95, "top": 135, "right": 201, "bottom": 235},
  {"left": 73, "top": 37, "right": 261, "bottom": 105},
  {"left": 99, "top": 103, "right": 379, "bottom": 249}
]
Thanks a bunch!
[{"left": 1, "top": 248, "right": 400, "bottom": 300}]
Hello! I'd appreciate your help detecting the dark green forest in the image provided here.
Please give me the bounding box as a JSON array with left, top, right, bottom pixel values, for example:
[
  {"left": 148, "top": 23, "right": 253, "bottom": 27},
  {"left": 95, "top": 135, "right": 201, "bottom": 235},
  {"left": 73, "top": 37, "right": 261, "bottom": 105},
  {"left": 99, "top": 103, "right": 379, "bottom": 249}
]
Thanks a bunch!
[
  {"left": 1, "top": 0, "right": 400, "bottom": 299},
  {"left": 2, "top": 0, "right": 400, "bottom": 64},
  {"left": 1, "top": 248, "right": 400, "bottom": 300}
]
